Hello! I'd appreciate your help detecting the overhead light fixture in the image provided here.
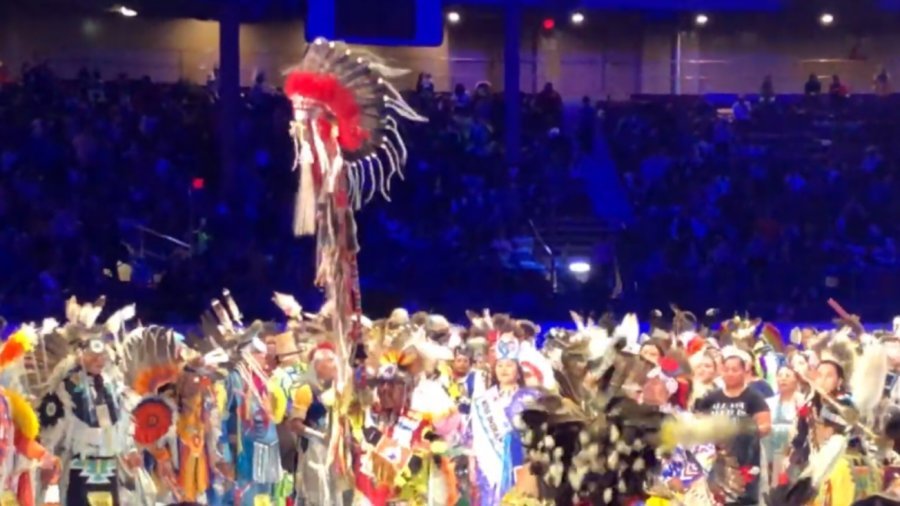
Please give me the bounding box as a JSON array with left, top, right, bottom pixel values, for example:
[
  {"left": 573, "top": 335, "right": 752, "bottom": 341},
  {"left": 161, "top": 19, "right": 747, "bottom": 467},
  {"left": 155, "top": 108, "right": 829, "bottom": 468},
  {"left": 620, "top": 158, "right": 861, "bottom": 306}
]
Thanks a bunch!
[
  {"left": 447, "top": 11, "right": 461, "bottom": 24},
  {"left": 115, "top": 5, "right": 137, "bottom": 17},
  {"left": 695, "top": 13, "right": 709, "bottom": 26},
  {"left": 571, "top": 12, "right": 585, "bottom": 25},
  {"left": 820, "top": 12, "right": 834, "bottom": 26},
  {"left": 568, "top": 260, "right": 591, "bottom": 274}
]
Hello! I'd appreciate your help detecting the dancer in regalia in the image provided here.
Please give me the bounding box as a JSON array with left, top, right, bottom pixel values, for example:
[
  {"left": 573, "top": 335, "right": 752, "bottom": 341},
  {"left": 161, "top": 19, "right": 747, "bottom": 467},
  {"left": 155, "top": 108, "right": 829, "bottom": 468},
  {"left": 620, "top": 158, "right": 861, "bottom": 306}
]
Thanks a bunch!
[
  {"left": 25, "top": 297, "right": 142, "bottom": 506},
  {"left": 221, "top": 333, "right": 282, "bottom": 506},
  {"left": 352, "top": 324, "right": 461, "bottom": 506},
  {"left": 194, "top": 291, "right": 284, "bottom": 506},
  {"left": 291, "top": 342, "right": 348, "bottom": 506},
  {"left": 470, "top": 335, "right": 542, "bottom": 506},
  {"left": 0, "top": 325, "right": 61, "bottom": 506},
  {"left": 121, "top": 325, "right": 227, "bottom": 505}
]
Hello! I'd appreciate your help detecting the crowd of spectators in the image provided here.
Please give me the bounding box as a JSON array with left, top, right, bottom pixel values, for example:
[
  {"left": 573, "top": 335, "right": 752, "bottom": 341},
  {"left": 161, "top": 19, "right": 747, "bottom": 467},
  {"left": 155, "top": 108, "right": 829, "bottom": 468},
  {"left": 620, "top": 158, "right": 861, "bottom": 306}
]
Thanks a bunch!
[
  {"left": 607, "top": 85, "right": 900, "bottom": 321},
  {"left": 8, "top": 62, "right": 900, "bottom": 325},
  {"left": 0, "top": 64, "right": 569, "bottom": 323}
]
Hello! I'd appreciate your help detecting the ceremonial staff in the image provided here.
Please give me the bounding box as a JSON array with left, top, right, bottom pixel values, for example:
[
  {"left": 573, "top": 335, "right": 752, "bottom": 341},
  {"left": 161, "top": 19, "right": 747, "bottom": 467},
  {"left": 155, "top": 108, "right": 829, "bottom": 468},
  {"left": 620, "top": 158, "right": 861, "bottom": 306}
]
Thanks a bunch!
[{"left": 284, "top": 38, "right": 426, "bottom": 478}]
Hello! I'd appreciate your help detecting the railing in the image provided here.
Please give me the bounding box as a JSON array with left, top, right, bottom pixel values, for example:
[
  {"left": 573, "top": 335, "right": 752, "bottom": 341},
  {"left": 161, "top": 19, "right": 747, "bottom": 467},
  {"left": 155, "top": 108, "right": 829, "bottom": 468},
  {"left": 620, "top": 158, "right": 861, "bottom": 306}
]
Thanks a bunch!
[
  {"left": 120, "top": 220, "right": 192, "bottom": 263},
  {"left": 528, "top": 219, "right": 558, "bottom": 293}
]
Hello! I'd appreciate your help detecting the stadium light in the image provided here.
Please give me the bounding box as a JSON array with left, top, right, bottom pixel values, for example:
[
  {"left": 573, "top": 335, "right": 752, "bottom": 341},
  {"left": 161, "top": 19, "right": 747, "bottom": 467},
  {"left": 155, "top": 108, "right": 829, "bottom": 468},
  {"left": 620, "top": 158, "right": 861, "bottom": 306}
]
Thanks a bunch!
[
  {"left": 571, "top": 12, "right": 585, "bottom": 25},
  {"left": 695, "top": 13, "right": 709, "bottom": 26},
  {"left": 568, "top": 261, "right": 591, "bottom": 274},
  {"left": 820, "top": 13, "right": 834, "bottom": 26},
  {"left": 447, "top": 11, "right": 461, "bottom": 24}
]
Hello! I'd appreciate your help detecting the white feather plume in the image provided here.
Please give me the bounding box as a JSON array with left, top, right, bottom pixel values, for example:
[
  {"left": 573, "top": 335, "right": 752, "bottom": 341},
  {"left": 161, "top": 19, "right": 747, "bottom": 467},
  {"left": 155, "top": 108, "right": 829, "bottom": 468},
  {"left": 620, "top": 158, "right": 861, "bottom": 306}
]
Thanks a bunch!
[
  {"left": 570, "top": 311, "right": 586, "bottom": 332},
  {"left": 588, "top": 327, "right": 612, "bottom": 361},
  {"left": 272, "top": 292, "right": 303, "bottom": 319},
  {"left": 80, "top": 298, "right": 105, "bottom": 328},
  {"left": 613, "top": 313, "right": 639, "bottom": 349},
  {"left": 40, "top": 318, "right": 59, "bottom": 336},
  {"left": 851, "top": 341, "right": 888, "bottom": 420},
  {"left": 789, "top": 327, "right": 802, "bottom": 345},
  {"left": 104, "top": 304, "right": 136, "bottom": 335},
  {"left": 65, "top": 296, "right": 79, "bottom": 324}
]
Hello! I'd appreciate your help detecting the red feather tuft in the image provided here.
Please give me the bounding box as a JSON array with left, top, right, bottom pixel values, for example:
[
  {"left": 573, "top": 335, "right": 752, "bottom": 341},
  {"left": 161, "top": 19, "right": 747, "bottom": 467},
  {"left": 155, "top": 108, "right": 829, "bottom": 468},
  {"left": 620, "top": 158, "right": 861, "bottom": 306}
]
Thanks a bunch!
[
  {"left": 739, "top": 466, "right": 755, "bottom": 485},
  {"left": 284, "top": 71, "right": 370, "bottom": 152},
  {"left": 659, "top": 356, "right": 680, "bottom": 374},
  {"left": 686, "top": 336, "right": 707, "bottom": 357},
  {"left": 0, "top": 337, "right": 26, "bottom": 369}
]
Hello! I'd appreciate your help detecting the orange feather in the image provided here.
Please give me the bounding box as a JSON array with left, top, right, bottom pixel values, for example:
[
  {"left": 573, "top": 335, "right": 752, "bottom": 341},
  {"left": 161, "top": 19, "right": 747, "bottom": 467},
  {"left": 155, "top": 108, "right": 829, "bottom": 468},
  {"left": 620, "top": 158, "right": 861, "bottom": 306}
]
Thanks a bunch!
[{"left": 0, "top": 327, "right": 33, "bottom": 369}]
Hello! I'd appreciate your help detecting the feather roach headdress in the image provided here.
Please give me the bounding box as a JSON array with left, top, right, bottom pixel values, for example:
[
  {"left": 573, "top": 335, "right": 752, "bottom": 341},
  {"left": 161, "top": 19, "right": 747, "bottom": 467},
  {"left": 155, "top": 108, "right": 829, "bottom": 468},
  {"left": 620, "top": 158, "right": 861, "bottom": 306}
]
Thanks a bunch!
[
  {"left": 22, "top": 296, "right": 135, "bottom": 400},
  {"left": 284, "top": 37, "right": 427, "bottom": 236},
  {"left": 198, "top": 289, "right": 265, "bottom": 357}
]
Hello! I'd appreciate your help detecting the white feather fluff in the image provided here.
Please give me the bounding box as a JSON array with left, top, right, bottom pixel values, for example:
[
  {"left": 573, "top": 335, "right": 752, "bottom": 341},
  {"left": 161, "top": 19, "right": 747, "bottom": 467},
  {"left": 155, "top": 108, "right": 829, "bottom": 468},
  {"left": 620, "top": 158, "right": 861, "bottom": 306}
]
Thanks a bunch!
[
  {"left": 588, "top": 329, "right": 612, "bottom": 361},
  {"left": 851, "top": 341, "right": 888, "bottom": 420},
  {"left": 789, "top": 327, "right": 802, "bottom": 345},
  {"left": 65, "top": 296, "right": 79, "bottom": 324},
  {"left": 805, "top": 435, "right": 848, "bottom": 487},
  {"left": 40, "top": 318, "right": 59, "bottom": 336},
  {"left": 104, "top": 304, "right": 136, "bottom": 335},
  {"left": 272, "top": 292, "right": 302, "bottom": 319},
  {"left": 570, "top": 311, "right": 586, "bottom": 332},
  {"left": 613, "top": 313, "right": 639, "bottom": 349}
]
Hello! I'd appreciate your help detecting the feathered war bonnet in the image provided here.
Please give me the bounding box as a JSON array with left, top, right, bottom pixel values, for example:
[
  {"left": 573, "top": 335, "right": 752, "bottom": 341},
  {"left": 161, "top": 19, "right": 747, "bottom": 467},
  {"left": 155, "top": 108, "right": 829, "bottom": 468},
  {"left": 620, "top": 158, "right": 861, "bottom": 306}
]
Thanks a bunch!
[
  {"left": 119, "top": 325, "right": 184, "bottom": 397},
  {"left": 284, "top": 37, "right": 427, "bottom": 236}
]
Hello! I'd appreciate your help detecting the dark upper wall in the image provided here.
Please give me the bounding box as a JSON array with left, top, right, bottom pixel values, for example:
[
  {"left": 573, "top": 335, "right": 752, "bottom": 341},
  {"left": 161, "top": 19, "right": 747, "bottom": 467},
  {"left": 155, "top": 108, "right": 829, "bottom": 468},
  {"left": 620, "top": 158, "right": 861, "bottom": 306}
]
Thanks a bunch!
[{"left": 2, "top": 8, "right": 899, "bottom": 98}]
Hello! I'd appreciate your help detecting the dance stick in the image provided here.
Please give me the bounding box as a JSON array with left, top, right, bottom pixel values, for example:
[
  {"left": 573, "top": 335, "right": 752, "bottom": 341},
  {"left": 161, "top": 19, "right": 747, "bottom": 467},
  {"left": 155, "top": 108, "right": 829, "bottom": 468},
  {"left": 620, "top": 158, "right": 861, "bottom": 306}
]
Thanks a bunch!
[{"left": 827, "top": 298, "right": 864, "bottom": 334}]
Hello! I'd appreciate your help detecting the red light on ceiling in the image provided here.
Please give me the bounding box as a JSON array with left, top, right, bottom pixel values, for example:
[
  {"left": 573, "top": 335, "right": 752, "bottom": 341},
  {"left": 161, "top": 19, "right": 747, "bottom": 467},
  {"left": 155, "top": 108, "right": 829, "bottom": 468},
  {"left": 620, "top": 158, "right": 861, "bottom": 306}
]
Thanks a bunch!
[
  {"left": 192, "top": 177, "right": 205, "bottom": 190},
  {"left": 542, "top": 18, "right": 555, "bottom": 30}
]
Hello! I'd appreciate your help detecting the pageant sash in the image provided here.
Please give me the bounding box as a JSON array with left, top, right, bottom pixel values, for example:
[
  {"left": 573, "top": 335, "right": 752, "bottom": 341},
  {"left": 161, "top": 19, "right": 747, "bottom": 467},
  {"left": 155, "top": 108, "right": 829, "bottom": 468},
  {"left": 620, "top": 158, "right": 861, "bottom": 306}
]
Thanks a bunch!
[{"left": 473, "top": 388, "right": 513, "bottom": 487}]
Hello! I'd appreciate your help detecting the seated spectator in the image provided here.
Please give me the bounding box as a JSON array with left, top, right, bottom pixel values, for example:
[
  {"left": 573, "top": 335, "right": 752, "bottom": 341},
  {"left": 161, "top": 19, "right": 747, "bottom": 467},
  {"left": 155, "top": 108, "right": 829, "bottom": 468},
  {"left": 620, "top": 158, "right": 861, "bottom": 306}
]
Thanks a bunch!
[
  {"left": 829, "top": 74, "right": 849, "bottom": 98},
  {"left": 732, "top": 95, "right": 752, "bottom": 121},
  {"left": 577, "top": 96, "right": 596, "bottom": 153},
  {"left": 760, "top": 74, "right": 775, "bottom": 103},
  {"left": 453, "top": 83, "right": 470, "bottom": 109},
  {"left": 0, "top": 61, "right": 11, "bottom": 84},
  {"left": 535, "top": 82, "right": 563, "bottom": 129},
  {"left": 874, "top": 66, "right": 891, "bottom": 95},
  {"left": 416, "top": 72, "right": 435, "bottom": 96},
  {"left": 804, "top": 73, "right": 822, "bottom": 95},
  {"left": 250, "top": 71, "right": 274, "bottom": 102}
]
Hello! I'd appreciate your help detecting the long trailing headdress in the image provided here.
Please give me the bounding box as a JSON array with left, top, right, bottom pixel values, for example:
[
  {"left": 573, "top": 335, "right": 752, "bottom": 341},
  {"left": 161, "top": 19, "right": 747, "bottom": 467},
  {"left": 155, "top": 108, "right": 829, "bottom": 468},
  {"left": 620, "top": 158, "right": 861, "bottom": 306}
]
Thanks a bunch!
[
  {"left": 283, "top": 37, "right": 425, "bottom": 478},
  {"left": 285, "top": 37, "right": 427, "bottom": 234}
]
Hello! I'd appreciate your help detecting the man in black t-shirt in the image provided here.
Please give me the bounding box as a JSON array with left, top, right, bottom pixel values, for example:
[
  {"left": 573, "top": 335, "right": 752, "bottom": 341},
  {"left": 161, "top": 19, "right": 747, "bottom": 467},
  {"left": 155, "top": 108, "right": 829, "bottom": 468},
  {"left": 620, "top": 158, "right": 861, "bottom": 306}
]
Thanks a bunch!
[{"left": 695, "top": 347, "right": 772, "bottom": 506}]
